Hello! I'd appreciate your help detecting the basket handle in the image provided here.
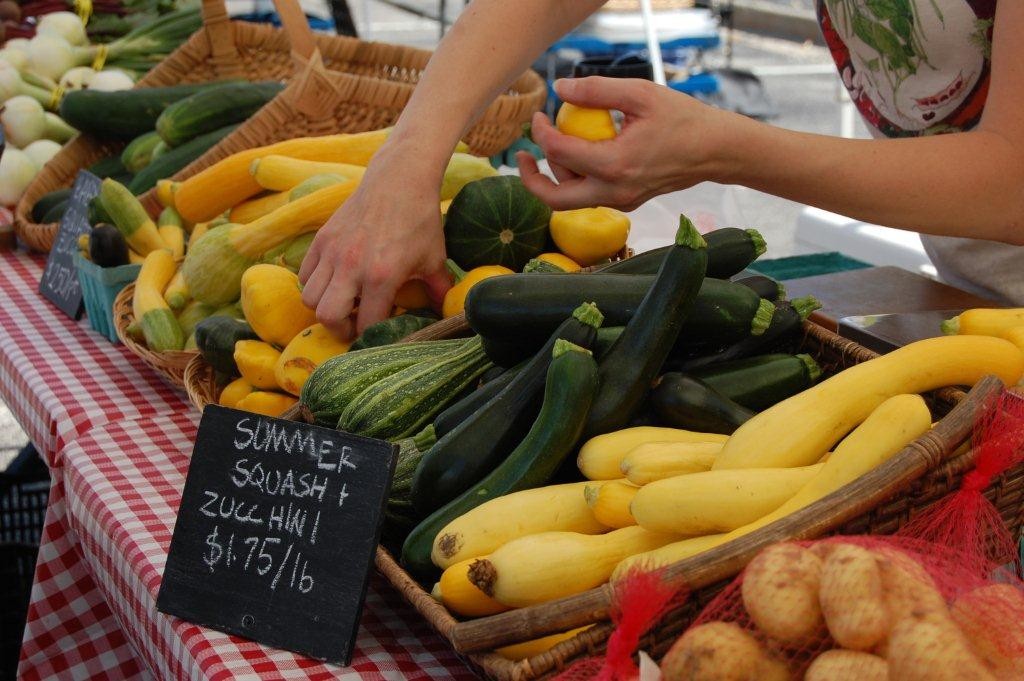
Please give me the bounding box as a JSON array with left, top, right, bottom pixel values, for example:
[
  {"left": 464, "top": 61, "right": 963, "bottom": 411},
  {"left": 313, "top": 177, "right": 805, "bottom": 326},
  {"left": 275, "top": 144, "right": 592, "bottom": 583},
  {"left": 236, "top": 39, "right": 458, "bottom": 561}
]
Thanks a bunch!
[
  {"left": 200, "top": 0, "right": 244, "bottom": 79},
  {"left": 271, "top": 0, "right": 317, "bottom": 60}
]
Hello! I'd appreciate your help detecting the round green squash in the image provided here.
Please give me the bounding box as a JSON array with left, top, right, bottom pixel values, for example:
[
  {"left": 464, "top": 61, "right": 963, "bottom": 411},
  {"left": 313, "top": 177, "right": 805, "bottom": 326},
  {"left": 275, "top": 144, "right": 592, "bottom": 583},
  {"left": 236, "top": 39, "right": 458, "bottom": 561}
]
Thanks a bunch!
[{"left": 444, "top": 175, "right": 552, "bottom": 271}]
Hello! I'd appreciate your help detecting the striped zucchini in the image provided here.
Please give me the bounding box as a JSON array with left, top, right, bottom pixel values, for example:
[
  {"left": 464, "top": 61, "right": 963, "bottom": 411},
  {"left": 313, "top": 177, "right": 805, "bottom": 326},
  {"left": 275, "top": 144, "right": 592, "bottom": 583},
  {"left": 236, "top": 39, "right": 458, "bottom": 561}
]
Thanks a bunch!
[
  {"left": 337, "top": 337, "right": 493, "bottom": 440},
  {"left": 300, "top": 339, "right": 466, "bottom": 426}
]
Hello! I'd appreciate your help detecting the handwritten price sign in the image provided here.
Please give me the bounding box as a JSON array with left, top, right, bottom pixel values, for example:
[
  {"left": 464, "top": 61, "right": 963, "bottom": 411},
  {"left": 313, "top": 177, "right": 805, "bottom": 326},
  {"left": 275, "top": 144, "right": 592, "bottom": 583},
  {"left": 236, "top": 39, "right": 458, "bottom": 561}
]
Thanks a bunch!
[
  {"left": 157, "top": 406, "right": 398, "bottom": 666},
  {"left": 39, "top": 171, "right": 101, "bottom": 318}
]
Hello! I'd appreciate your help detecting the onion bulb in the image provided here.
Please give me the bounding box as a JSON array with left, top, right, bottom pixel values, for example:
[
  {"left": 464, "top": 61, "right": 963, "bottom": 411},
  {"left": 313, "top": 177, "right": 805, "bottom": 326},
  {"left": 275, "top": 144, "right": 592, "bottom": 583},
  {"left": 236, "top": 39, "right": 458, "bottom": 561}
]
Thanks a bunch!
[
  {"left": 37, "top": 12, "right": 88, "bottom": 46},
  {"left": 0, "top": 62, "right": 53, "bottom": 108},
  {"left": 0, "top": 147, "right": 37, "bottom": 206},
  {"left": 23, "top": 139, "right": 61, "bottom": 169},
  {"left": 1, "top": 95, "right": 46, "bottom": 148},
  {"left": 59, "top": 66, "right": 95, "bottom": 91},
  {"left": 88, "top": 69, "right": 135, "bottom": 92},
  {"left": 27, "top": 34, "right": 77, "bottom": 81},
  {"left": 43, "top": 112, "right": 76, "bottom": 143},
  {"left": 0, "top": 47, "right": 27, "bottom": 71}
]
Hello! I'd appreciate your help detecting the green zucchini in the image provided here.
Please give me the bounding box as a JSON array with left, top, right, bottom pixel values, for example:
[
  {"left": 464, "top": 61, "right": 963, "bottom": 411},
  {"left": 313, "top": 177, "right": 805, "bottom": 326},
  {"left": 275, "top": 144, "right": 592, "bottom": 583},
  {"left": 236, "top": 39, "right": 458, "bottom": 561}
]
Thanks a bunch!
[
  {"left": 121, "top": 131, "right": 163, "bottom": 173},
  {"left": 300, "top": 339, "right": 467, "bottom": 427},
  {"left": 59, "top": 80, "right": 242, "bottom": 140},
  {"left": 401, "top": 339, "right": 599, "bottom": 574},
  {"left": 584, "top": 215, "right": 708, "bottom": 438},
  {"left": 651, "top": 373, "right": 754, "bottom": 434},
  {"left": 690, "top": 353, "right": 821, "bottom": 411},
  {"left": 671, "top": 296, "right": 822, "bottom": 372},
  {"left": 337, "top": 337, "right": 494, "bottom": 441},
  {"left": 194, "top": 316, "right": 260, "bottom": 375},
  {"left": 128, "top": 123, "right": 240, "bottom": 194},
  {"left": 88, "top": 224, "right": 130, "bottom": 267},
  {"left": 88, "top": 196, "right": 114, "bottom": 227},
  {"left": 31, "top": 188, "right": 71, "bottom": 222},
  {"left": 412, "top": 303, "right": 603, "bottom": 515},
  {"left": 87, "top": 155, "right": 130, "bottom": 180},
  {"left": 467, "top": 275, "right": 774, "bottom": 366},
  {"left": 155, "top": 81, "right": 284, "bottom": 147},
  {"left": 349, "top": 313, "right": 440, "bottom": 351},
  {"left": 386, "top": 425, "right": 438, "bottom": 530},
  {"left": 598, "top": 227, "right": 765, "bottom": 278},
  {"left": 733, "top": 274, "right": 785, "bottom": 301},
  {"left": 41, "top": 199, "right": 69, "bottom": 224},
  {"left": 431, "top": 363, "right": 521, "bottom": 437}
]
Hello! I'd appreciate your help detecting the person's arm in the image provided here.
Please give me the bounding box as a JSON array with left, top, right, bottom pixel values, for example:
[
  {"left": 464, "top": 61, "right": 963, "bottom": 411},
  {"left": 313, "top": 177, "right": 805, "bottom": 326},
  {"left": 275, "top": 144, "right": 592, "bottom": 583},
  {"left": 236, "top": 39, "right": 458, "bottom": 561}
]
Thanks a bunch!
[
  {"left": 521, "top": 1, "right": 1024, "bottom": 246},
  {"left": 300, "top": 0, "right": 605, "bottom": 337}
]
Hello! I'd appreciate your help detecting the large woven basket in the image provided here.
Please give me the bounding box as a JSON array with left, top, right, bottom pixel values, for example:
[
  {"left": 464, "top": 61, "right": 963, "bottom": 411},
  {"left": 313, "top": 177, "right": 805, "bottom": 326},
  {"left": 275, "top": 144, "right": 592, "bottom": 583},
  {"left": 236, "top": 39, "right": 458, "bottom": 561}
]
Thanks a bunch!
[
  {"left": 113, "top": 283, "right": 197, "bottom": 388},
  {"left": 181, "top": 313, "right": 1013, "bottom": 679},
  {"left": 14, "top": 0, "right": 547, "bottom": 251}
]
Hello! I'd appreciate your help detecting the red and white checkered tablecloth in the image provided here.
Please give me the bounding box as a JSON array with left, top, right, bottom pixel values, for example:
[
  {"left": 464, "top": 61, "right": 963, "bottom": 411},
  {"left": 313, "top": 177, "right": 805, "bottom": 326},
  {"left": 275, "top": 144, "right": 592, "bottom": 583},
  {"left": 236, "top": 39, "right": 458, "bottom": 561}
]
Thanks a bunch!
[
  {"left": 0, "top": 250, "right": 183, "bottom": 466},
  {"left": 42, "top": 412, "right": 476, "bottom": 680}
]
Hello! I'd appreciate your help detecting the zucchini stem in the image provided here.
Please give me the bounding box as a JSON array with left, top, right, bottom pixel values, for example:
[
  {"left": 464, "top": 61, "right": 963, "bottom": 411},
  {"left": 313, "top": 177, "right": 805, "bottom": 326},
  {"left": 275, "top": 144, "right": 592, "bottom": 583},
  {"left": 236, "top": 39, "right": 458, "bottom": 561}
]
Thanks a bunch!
[
  {"left": 553, "top": 338, "right": 591, "bottom": 358},
  {"left": 750, "top": 298, "right": 776, "bottom": 336},
  {"left": 571, "top": 301, "right": 605, "bottom": 329},
  {"left": 746, "top": 228, "right": 768, "bottom": 258},
  {"left": 791, "top": 295, "right": 822, "bottom": 321},
  {"left": 674, "top": 214, "right": 708, "bottom": 249},
  {"left": 940, "top": 315, "right": 960, "bottom": 335},
  {"left": 797, "top": 353, "right": 823, "bottom": 383}
]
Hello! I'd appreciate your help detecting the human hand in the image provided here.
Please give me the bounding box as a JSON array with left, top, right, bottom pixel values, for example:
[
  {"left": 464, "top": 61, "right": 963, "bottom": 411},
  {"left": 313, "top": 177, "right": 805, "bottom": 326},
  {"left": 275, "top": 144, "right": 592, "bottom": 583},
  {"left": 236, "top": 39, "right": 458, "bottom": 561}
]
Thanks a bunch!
[
  {"left": 518, "top": 76, "right": 742, "bottom": 211},
  {"left": 298, "top": 151, "right": 451, "bottom": 339}
]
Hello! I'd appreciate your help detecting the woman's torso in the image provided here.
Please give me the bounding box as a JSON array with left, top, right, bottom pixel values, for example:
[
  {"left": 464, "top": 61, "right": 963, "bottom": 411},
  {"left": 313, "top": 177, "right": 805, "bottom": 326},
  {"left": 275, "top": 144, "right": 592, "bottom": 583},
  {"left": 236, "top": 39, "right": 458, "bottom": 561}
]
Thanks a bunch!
[{"left": 816, "top": 0, "right": 1023, "bottom": 304}]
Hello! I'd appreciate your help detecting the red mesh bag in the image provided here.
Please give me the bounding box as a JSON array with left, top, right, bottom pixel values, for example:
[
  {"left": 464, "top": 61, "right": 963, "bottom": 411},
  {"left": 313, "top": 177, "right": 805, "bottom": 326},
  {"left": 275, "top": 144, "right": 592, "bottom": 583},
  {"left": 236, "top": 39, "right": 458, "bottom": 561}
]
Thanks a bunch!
[{"left": 560, "top": 390, "right": 1024, "bottom": 681}]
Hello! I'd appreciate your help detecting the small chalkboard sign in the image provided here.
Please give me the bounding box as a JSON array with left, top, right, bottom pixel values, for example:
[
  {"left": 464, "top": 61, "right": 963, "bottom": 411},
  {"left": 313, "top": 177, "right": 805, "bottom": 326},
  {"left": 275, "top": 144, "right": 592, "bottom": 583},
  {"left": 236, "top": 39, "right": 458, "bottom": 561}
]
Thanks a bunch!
[
  {"left": 39, "top": 170, "right": 102, "bottom": 319},
  {"left": 157, "top": 405, "right": 398, "bottom": 666}
]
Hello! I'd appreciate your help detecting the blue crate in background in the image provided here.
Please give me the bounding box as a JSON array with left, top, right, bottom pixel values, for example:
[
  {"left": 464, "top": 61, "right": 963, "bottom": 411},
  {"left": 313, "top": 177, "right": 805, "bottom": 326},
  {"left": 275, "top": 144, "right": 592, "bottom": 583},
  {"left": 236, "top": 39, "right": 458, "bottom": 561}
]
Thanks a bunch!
[
  {"left": 74, "top": 253, "right": 141, "bottom": 344},
  {"left": 233, "top": 11, "right": 335, "bottom": 32}
]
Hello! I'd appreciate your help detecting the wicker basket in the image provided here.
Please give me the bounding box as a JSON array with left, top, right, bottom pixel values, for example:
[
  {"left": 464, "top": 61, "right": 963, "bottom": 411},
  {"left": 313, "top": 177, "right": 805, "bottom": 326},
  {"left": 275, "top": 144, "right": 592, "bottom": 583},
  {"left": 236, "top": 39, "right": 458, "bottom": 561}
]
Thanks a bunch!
[
  {"left": 14, "top": 0, "right": 547, "bottom": 252},
  {"left": 113, "top": 283, "right": 197, "bottom": 388}
]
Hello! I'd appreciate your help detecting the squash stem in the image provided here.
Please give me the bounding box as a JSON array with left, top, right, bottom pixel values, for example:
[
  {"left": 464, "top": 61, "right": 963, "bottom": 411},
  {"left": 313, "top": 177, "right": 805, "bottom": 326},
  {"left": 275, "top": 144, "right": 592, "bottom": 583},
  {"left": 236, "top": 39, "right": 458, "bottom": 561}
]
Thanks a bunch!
[
  {"left": 552, "top": 338, "right": 590, "bottom": 358},
  {"left": 750, "top": 298, "right": 776, "bottom": 336},
  {"left": 940, "top": 315, "right": 960, "bottom": 335},
  {"left": 746, "top": 228, "right": 767, "bottom": 258},
  {"left": 571, "top": 301, "right": 605, "bottom": 329},
  {"left": 674, "top": 214, "right": 708, "bottom": 249},
  {"left": 791, "top": 295, "right": 822, "bottom": 321},
  {"left": 797, "top": 353, "right": 823, "bottom": 383},
  {"left": 445, "top": 259, "right": 469, "bottom": 283}
]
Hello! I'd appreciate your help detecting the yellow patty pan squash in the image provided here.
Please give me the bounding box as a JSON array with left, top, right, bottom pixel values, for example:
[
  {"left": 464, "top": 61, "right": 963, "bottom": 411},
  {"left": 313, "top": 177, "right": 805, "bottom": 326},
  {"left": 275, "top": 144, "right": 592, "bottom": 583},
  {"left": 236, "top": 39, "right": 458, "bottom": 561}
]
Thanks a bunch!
[
  {"left": 275, "top": 323, "right": 351, "bottom": 396},
  {"left": 219, "top": 377, "right": 254, "bottom": 409},
  {"left": 550, "top": 207, "right": 630, "bottom": 266},
  {"left": 555, "top": 103, "right": 617, "bottom": 141},
  {"left": 443, "top": 261, "right": 514, "bottom": 318},
  {"left": 240, "top": 264, "right": 318, "bottom": 346},
  {"left": 235, "top": 391, "right": 298, "bottom": 417},
  {"left": 234, "top": 340, "right": 282, "bottom": 390}
]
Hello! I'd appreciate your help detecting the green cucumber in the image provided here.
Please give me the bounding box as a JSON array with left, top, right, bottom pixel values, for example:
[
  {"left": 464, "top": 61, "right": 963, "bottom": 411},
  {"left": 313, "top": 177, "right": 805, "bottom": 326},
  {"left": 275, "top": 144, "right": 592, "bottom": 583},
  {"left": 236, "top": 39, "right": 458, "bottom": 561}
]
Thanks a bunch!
[
  {"left": 155, "top": 81, "right": 284, "bottom": 147},
  {"left": 87, "top": 155, "right": 129, "bottom": 179},
  {"left": 401, "top": 339, "right": 598, "bottom": 575},
  {"left": 733, "top": 274, "right": 785, "bottom": 301},
  {"left": 31, "top": 188, "right": 71, "bottom": 222},
  {"left": 121, "top": 131, "right": 163, "bottom": 173},
  {"left": 59, "top": 80, "right": 242, "bottom": 140},
  {"left": 41, "top": 198, "right": 69, "bottom": 224},
  {"left": 349, "top": 313, "right": 440, "bottom": 351},
  {"left": 128, "top": 123, "right": 239, "bottom": 194},
  {"left": 651, "top": 373, "right": 754, "bottom": 434},
  {"left": 412, "top": 303, "right": 603, "bottom": 515},
  {"left": 690, "top": 353, "right": 821, "bottom": 411},
  {"left": 598, "top": 227, "right": 765, "bottom": 278},
  {"left": 468, "top": 275, "right": 774, "bottom": 366},
  {"left": 337, "top": 337, "right": 494, "bottom": 441},
  {"left": 584, "top": 215, "right": 708, "bottom": 438},
  {"left": 300, "top": 339, "right": 467, "bottom": 427}
]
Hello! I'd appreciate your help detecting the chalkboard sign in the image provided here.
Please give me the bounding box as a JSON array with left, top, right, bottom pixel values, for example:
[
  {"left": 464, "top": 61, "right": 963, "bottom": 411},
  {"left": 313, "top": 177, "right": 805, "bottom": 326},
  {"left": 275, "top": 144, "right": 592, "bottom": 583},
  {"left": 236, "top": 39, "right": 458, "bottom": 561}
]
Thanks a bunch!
[
  {"left": 39, "top": 171, "right": 101, "bottom": 319},
  {"left": 157, "top": 406, "right": 399, "bottom": 666}
]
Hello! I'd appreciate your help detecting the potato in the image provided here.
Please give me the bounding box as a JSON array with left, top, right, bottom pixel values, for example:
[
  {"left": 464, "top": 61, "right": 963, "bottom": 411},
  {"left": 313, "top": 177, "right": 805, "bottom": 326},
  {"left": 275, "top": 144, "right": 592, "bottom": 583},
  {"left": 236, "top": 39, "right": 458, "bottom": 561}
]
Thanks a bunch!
[
  {"left": 741, "top": 543, "right": 824, "bottom": 646},
  {"left": 887, "top": 612, "right": 996, "bottom": 681},
  {"left": 951, "top": 583, "right": 1024, "bottom": 677},
  {"left": 805, "top": 650, "right": 888, "bottom": 681},
  {"left": 661, "top": 622, "right": 786, "bottom": 681},
  {"left": 820, "top": 543, "right": 890, "bottom": 650},
  {"left": 878, "top": 549, "right": 947, "bottom": 625}
]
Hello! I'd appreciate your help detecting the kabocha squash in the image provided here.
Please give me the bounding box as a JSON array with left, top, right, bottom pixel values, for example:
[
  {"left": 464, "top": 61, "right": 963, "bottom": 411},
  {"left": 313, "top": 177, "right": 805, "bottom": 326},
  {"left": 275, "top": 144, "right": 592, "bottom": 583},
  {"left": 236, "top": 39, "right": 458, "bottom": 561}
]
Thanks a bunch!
[
  {"left": 275, "top": 323, "right": 350, "bottom": 396},
  {"left": 467, "top": 527, "right": 677, "bottom": 607},
  {"left": 194, "top": 316, "right": 260, "bottom": 374},
  {"left": 619, "top": 441, "right": 721, "bottom": 485},
  {"left": 436, "top": 557, "right": 510, "bottom": 617},
  {"left": 713, "top": 336, "right": 1024, "bottom": 470},
  {"left": 440, "top": 153, "right": 499, "bottom": 200},
  {"left": 235, "top": 391, "right": 297, "bottom": 417},
  {"left": 584, "top": 479, "right": 638, "bottom": 528},
  {"left": 578, "top": 426, "right": 728, "bottom": 480},
  {"left": 181, "top": 179, "right": 360, "bottom": 305},
  {"left": 229, "top": 190, "right": 289, "bottom": 224},
  {"left": 163, "top": 271, "right": 190, "bottom": 310},
  {"left": 442, "top": 262, "right": 513, "bottom": 318},
  {"left": 219, "top": 377, "right": 254, "bottom": 408},
  {"left": 173, "top": 129, "right": 392, "bottom": 222},
  {"left": 133, "top": 250, "right": 185, "bottom": 352},
  {"left": 250, "top": 156, "right": 365, "bottom": 191},
  {"left": 444, "top": 175, "right": 552, "bottom": 271},
  {"left": 99, "top": 179, "right": 167, "bottom": 256},
  {"left": 239, "top": 264, "right": 317, "bottom": 346},
  {"left": 234, "top": 340, "right": 282, "bottom": 390},
  {"left": 430, "top": 481, "right": 606, "bottom": 569},
  {"left": 550, "top": 207, "right": 630, "bottom": 266}
]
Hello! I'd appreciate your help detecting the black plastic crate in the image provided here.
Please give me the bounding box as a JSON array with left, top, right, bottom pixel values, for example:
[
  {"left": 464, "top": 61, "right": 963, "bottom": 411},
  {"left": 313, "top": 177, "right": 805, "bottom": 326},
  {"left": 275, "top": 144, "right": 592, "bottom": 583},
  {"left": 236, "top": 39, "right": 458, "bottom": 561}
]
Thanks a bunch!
[
  {"left": 0, "top": 474, "right": 49, "bottom": 545},
  {"left": 0, "top": 542, "right": 38, "bottom": 681}
]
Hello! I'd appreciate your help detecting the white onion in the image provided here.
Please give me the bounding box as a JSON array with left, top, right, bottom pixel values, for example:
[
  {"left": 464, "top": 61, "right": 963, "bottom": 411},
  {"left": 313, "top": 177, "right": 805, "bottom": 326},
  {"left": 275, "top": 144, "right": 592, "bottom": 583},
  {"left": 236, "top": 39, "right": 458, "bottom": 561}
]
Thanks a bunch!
[
  {"left": 0, "top": 147, "right": 37, "bottom": 206},
  {"left": 0, "top": 61, "right": 22, "bottom": 101},
  {"left": 43, "top": 112, "right": 76, "bottom": 143},
  {"left": 88, "top": 69, "right": 135, "bottom": 92},
  {"left": 37, "top": 12, "right": 88, "bottom": 47},
  {"left": 59, "top": 66, "right": 95, "bottom": 91},
  {"left": 1, "top": 95, "right": 46, "bottom": 148},
  {"left": 5, "top": 38, "right": 30, "bottom": 57},
  {"left": 23, "top": 139, "right": 62, "bottom": 169},
  {"left": 27, "top": 34, "right": 77, "bottom": 81},
  {"left": 0, "top": 47, "right": 27, "bottom": 71}
]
